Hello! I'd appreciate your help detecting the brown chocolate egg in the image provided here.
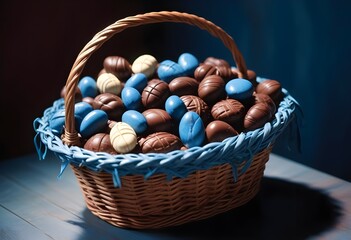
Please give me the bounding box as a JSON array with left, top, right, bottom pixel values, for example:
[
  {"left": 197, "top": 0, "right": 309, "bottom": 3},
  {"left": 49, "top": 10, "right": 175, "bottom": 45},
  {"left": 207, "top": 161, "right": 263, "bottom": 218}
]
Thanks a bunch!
[
  {"left": 256, "top": 79, "right": 282, "bottom": 102},
  {"left": 215, "top": 66, "right": 235, "bottom": 81},
  {"left": 244, "top": 102, "right": 273, "bottom": 131},
  {"left": 204, "top": 57, "right": 231, "bottom": 68},
  {"left": 142, "top": 79, "right": 170, "bottom": 109},
  {"left": 254, "top": 93, "right": 276, "bottom": 115},
  {"left": 247, "top": 69, "right": 257, "bottom": 86},
  {"left": 180, "top": 95, "right": 212, "bottom": 124},
  {"left": 93, "top": 93, "right": 125, "bottom": 121},
  {"left": 139, "top": 132, "right": 183, "bottom": 153},
  {"left": 82, "top": 97, "right": 95, "bottom": 107},
  {"left": 60, "top": 85, "right": 82, "bottom": 102},
  {"left": 231, "top": 68, "right": 256, "bottom": 83},
  {"left": 194, "top": 64, "right": 218, "bottom": 81},
  {"left": 198, "top": 75, "right": 226, "bottom": 104},
  {"left": 211, "top": 99, "right": 245, "bottom": 125},
  {"left": 205, "top": 120, "right": 238, "bottom": 142},
  {"left": 142, "top": 109, "right": 173, "bottom": 133},
  {"left": 169, "top": 76, "right": 199, "bottom": 96},
  {"left": 103, "top": 56, "right": 132, "bottom": 81},
  {"left": 84, "top": 133, "right": 118, "bottom": 154}
]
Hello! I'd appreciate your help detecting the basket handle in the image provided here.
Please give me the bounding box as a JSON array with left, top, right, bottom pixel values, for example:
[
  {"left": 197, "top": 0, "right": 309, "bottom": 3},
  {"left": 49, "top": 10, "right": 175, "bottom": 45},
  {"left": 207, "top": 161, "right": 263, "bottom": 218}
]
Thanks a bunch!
[{"left": 63, "top": 11, "right": 248, "bottom": 146}]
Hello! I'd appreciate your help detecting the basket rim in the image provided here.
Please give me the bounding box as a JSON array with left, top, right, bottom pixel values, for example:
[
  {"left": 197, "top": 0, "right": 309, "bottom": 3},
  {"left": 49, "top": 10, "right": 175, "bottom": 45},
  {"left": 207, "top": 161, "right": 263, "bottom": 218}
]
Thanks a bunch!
[{"left": 34, "top": 76, "right": 301, "bottom": 187}]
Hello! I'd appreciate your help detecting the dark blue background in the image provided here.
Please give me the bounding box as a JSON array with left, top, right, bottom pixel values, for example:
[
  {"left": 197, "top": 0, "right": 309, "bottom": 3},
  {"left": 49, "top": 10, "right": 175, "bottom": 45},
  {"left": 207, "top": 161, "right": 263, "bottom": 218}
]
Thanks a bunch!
[{"left": 1, "top": 0, "right": 350, "bottom": 181}]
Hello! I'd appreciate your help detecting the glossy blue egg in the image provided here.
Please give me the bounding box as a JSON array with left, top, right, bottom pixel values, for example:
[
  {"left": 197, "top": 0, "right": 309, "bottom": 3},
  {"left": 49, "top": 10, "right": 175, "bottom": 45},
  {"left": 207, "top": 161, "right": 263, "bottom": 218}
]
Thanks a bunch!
[
  {"left": 122, "top": 110, "right": 147, "bottom": 134},
  {"left": 121, "top": 87, "right": 141, "bottom": 110},
  {"left": 165, "top": 95, "right": 187, "bottom": 122},
  {"left": 178, "top": 53, "right": 199, "bottom": 75},
  {"left": 74, "top": 102, "right": 93, "bottom": 126},
  {"left": 157, "top": 60, "right": 185, "bottom": 83},
  {"left": 125, "top": 73, "right": 148, "bottom": 92},
  {"left": 225, "top": 78, "right": 254, "bottom": 100},
  {"left": 49, "top": 109, "right": 66, "bottom": 136},
  {"left": 79, "top": 110, "right": 108, "bottom": 138},
  {"left": 78, "top": 76, "right": 98, "bottom": 98},
  {"left": 179, "top": 111, "right": 205, "bottom": 148}
]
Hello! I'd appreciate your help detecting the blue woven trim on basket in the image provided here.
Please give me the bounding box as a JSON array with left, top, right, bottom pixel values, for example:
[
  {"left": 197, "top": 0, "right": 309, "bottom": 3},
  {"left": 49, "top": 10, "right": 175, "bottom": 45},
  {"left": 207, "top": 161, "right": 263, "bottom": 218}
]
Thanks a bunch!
[{"left": 33, "top": 91, "right": 300, "bottom": 187}]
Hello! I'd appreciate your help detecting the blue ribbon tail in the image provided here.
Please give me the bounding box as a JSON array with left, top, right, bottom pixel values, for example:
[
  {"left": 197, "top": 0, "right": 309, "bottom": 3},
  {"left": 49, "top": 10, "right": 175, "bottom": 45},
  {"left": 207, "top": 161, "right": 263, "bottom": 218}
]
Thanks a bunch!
[
  {"left": 58, "top": 160, "right": 70, "bottom": 179},
  {"left": 112, "top": 168, "right": 122, "bottom": 188}
]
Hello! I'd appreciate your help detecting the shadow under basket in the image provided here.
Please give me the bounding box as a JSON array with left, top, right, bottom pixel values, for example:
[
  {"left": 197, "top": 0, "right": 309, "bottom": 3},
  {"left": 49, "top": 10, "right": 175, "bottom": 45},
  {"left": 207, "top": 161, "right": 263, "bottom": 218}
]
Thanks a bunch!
[
  {"left": 71, "top": 147, "right": 271, "bottom": 229},
  {"left": 33, "top": 11, "right": 301, "bottom": 230}
]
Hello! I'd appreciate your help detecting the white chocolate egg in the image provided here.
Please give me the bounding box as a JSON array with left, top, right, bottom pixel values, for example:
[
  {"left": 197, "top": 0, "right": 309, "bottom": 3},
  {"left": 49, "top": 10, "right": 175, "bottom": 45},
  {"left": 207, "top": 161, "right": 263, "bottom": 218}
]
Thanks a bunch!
[
  {"left": 131, "top": 54, "right": 158, "bottom": 78},
  {"left": 110, "top": 122, "right": 137, "bottom": 153},
  {"left": 96, "top": 73, "right": 122, "bottom": 95}
]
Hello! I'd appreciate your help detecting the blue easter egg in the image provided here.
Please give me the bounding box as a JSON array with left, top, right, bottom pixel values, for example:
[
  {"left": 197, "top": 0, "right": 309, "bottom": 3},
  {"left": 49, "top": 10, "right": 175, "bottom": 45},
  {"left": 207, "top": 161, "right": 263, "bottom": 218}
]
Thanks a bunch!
[
  {"left": 49, "top": 109, "right": 66, "bottom": 136},
  {"left": 79, "top": 110, "right": 108, "bottom": 138},
  {"left": 121, "top": 87, "right": 141, "bottom": 110},
  {"left": 122, "top": 110, "right": 147, "bottom": 134},
  {"left": 178, "top": 53, "right": 199, "bottom": 75},
  {"left": 125, "top": 73, "right": 148, "bottom": 92},
  {"left": 165, "top": 95, "right": 187, "bottom": 122},
  {"left": 74, "top": 102, "right": 93, "bottom": 126},
  {"left": 157, "top": 60, "right": 185, "bottom": 83},
  {"left": 78, "top": 76, "right": 98, "bottom": 98},
  {"left": 225, "top": 78, "right": 254, "bottom": 100},
  {"left": 179, "top": 111, "right": 205, "bottom": 148}
]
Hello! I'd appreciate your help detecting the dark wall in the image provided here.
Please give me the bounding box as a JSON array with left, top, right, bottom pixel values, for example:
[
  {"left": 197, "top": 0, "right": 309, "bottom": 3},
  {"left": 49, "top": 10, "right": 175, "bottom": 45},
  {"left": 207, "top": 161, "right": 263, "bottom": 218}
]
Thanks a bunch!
[{"left": 1, "top": 1, "right": 351, "bottom": 181}]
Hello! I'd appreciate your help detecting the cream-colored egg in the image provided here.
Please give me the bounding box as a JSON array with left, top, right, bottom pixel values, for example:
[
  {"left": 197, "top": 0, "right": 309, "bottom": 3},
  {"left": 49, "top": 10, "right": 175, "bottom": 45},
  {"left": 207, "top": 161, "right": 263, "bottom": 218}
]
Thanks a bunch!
[
  {"left": 131, "top": 54, "right": 158, "bottom": 78},
  {"left": 96, "top": 73, "right": 122, "bottom": 95},
  {"left": 110, "top": 122, "right": 137, "bottom": 153}
]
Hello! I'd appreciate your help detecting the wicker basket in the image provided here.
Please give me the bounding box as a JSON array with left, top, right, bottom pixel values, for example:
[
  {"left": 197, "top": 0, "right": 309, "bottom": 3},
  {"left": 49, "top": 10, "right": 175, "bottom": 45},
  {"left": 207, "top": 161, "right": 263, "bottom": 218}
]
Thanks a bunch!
[{"left": 34, "top": 11, "right": 300, "bottom": 229}]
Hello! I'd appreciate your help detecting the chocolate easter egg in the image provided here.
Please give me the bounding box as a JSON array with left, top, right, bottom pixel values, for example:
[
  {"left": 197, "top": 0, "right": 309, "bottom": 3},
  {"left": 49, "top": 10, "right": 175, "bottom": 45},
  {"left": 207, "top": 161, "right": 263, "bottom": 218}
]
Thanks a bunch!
[
  {"left": 168, "top": 76, "right": 199, "bottom": 96},
  {"left": 178, "top": 53, "right": 199, "bottom": 75},
  {"left": 205, "top": 120, "right": 238, "bottom": 142},
  {"left": 60, "top": 85, "right": 82, "bottom": 102},
  {"left": 96, "top": 72, "right": 122, "bottom": 95},
  {"left": 139, "top": 132, "right": 183, "bottom": 153},
  {"left": 124, "top": 73, "right": 148, "bottom": 92},
  {"left": 78, "top": 76, "right": 98, "bottom": 98},
  {"left": 244, "top": 102, "right": 273, "bottom": 131},
  {"left": 142, "top": 109, "right": 173, "bottom": 133},
  {"left": 121, "top": 87, "right": 142, "bottom": 110},
  {"left": 179, "top": 111, "right": 205, "bottom": 148},
  {"left": 254, "top": 93, "right": 276, "bottom": 114},
  {"left": 225, "top": 78, "right": 254, "bottom": 100},
  {"left": 165, "top": 95, "right": 187, "bottom": 122},
  {"left": 93, "top": 93, "right": 124, "bottom": 121},
  {"left": 103, "top": 56, "right": 132, "bottom": 81},
  {"left": 256, "top": 79, "right": 282, "bottom": 102},
  {"left": 110, "top": 122, "right": 137, "bottom": 153},
  {"left": 122, "top": 110, "right": 147, "bottom": 134},
  {"left": 204, "top": 57, "right": 231, "bottom": 68},
  {"left": 180, "top": 95, "right": 211, "bottom": 124},
  {"left": 84, "top": 133, "right": 118, "bottom": 154},
  {"left": 194, "top": 64, "right": 218, "bottom": 81},
  {"left": 211, "top": 99, "right": 245, "bottom": 125},
  {"left": 198, "top": 75, "right": 226, "bottom": 104},
  {"left": 157, "top": 60, "right": 184, "bottom": 83},
  {"left": 132, "top": 54, "right": 158, "bottom": 78},
  {"left": 142, "top": 79, "right": 170, "bottom": 108},
  {"left": 80, "top": 110, "right": 108, "bottom": 139}
]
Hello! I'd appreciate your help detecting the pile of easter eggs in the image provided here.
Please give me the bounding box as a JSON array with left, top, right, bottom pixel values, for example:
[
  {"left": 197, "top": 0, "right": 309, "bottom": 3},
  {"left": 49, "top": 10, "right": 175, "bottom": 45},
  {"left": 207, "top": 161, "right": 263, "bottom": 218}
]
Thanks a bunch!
[{"left": 51, "top": 53, "right": 283, "bottom": 155}]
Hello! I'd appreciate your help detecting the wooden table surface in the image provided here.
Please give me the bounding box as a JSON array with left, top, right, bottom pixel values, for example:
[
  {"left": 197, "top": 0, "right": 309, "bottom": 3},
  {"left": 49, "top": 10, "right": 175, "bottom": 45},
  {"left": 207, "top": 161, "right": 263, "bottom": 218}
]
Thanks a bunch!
[{"left": 0, "top": 152, "right": 350, "bottom": 240}]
